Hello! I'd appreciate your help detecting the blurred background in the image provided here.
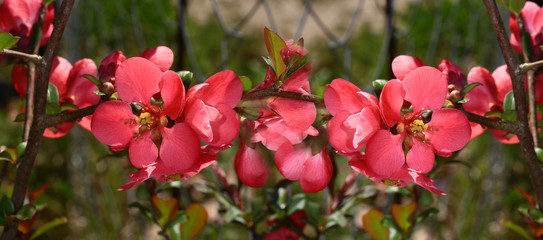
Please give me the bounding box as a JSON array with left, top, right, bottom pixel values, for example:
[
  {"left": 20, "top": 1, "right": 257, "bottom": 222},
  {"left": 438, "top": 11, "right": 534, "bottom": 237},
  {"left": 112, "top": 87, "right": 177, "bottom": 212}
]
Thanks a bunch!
[{"left": 0, "top": 0, "right": 539, "bottom": 239}]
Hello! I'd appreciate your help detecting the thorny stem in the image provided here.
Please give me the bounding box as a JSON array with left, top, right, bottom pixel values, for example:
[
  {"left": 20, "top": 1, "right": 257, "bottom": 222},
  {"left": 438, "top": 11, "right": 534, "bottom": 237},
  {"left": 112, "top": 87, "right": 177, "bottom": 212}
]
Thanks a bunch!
[
  {"left": 242, "top": 87, "right": 324, "bottom": 107},
  {"left": 0, "top": 0, "right": 76, "bottom": 239},
  {"left": 483, "top": 0, "right": 543, "bottom": 209}
]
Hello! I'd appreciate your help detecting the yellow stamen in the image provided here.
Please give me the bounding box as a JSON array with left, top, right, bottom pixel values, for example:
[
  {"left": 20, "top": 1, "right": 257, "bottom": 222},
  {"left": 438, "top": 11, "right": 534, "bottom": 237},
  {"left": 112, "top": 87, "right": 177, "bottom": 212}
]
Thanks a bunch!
[{"left": 409, "top": 119, "right": 428, "bottom": 133}]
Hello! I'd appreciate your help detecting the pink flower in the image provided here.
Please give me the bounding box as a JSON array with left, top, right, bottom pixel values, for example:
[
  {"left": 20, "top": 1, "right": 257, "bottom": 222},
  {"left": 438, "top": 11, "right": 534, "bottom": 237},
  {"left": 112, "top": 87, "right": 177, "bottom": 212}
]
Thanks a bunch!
[
  {"left": 463, "top": 65, "right": 519, "bottom": 144},
  {"left": 509, "top": 1, "right": 543, "bottom": 59},
  {"left": 91, "top": 56, "right": 242, "bottom": 190},
  {"left": 251, "top": 40, "right": 318, "bottom": 151},
  {"left": 11, "top": 56, "right": 99, "bottom": 138},
  {"left": 363, "top": 67, "right": 470, "bottom": 192},
  {"left": 274, "top": 141, "right": 333, "bottom": 193},
  {"left": 234, "top": 139, "right": 269, "bottom": 188},
  {"left": 0, "top": 0, "right": 54, "bottom": 51}
]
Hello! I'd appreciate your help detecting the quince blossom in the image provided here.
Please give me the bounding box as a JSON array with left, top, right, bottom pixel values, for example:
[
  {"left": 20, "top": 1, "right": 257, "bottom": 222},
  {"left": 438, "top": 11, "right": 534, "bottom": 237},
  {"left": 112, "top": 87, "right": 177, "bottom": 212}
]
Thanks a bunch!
[
  {"left": 91, "top": 56, "right": 242, "bottom": 190},
  {"left": 509, "top": 1, "right": 543, "bottom": 59},
  {"left": 0, "top": 0, "right": 54, "bottom": 51},
  {"left": 12, "top": 57, "right": 99, "bottom": 138}
]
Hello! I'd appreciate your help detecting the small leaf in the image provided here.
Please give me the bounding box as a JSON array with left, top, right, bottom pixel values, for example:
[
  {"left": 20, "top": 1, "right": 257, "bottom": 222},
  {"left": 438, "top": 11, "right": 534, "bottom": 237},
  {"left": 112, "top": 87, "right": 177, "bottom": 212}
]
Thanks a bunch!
[
  {"left": 164, "top": 211, "right": 188, "bottom": 229},
  {"left": 46, "top": 83, "right": 59, "bottom": 105},
  {"left": 30, "top": 217, "right": 67, "bottom": 240},
  {"left": 509, "top": 0, "right": 526, "bottom": 15},
  {"left": 93, "top": 90, "right": 106, "bottom": 96},
  {"left": 502, "top": 220, "right": 532, "bottom": 240},
  {"left": 16, "top": 142, "right": 27, "bottom": 159},
  {"left": 502, "top": 110, "right": 517, "bottom": 122},
  {"left": 457, "top": 98, "right": 470, "bottom": 104},
  {"left": 28, "top": 22, "right": 42, "bottom": 51},
  {"left": 286, "top": 194, "right": 306, "bottom": 216},
  {"left": 45, "top": 103, "right": 60, "bottom": 115},
  {"left": 42, "top": 0, "right": 55, "bottom": 4},
  {"left": 82, "top": 74, "right": 101, "bottom": 88},
  {"left": 503, "top": 90, "right": 515, "bottom": 111},
  {"left": 0, "top": 196, "right": 14, "bottom": 218},
  {"left": 177, "top": 70, "right": 193, "bottom": 83},
  {"left": 536, "top": 148, "right": 543, "bottom": 165},
  {"left": 14, "top": 113, "right": 26, "bottom": 122},
  {"left": 362, "top": 209, "right": 389, "bottom": 240},
  {"left": 461, "top": 82, "right": 482, "bottom": 95},
  {"left": 263, "top": 27, "right": 287, "bottom": 78},
  {"left": 485, "top": 111, "right": 503, "bottom": 118},
  {"left": 391, "top": 202, "right": 417, "bottom": 233},
  {"left": 60, "top": 104, "right": 79, "bottom": 112},
  {"left": 151, "top": 196, "right": 179, "bottom": 227},
  {"left": 372, "top": 79, "right": 388, "bottom": 94},
  {"left": 15, "top": 204, "right": 36, "bottom": 220},
  {"left": 414, "top": 208, "right": 438, "bottom": 226},
  {"left": 129, "top": 202, "right": 156, "bottom": 223},
  {"left": 224, "top": 206, "right": 244, "bottom": 223},
  {"left": 0, "top": 33, "right": 20, "bottom": 50},
  {"left": 180, "top": 203, "right": 208, "bottom": 240},
  {"left": 240, "top": 76, "right": 252, "bottom": 92},
  {"left": 0, "top": 146, "right": 17, "bottom": 162}
]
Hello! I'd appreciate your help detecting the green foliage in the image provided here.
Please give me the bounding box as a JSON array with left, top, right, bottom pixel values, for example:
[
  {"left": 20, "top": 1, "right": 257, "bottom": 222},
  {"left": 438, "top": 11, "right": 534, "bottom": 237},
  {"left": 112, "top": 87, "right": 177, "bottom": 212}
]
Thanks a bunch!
[{"left": 0, "top": 33, "right": 20, "bottom": 50}]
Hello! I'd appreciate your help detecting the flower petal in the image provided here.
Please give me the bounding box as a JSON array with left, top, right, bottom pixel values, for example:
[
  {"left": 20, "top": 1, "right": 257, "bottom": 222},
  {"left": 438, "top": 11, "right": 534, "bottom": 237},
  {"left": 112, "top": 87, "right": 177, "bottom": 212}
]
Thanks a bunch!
[
  {"left": 324, "top": 78, "right": 377, "bottom": 116},
  {"left": 187, "top": 70, "right": 242, "bottom": 108},
  {"left": 490, "top": 129, "right": 519, "bottom": 144},
  {"left": 118, "top": 165, "right": 157, "bottom": 191},
  {"left": 274, "top": 143, "right": 312, "bottom": 180},
  {"left": 406, "top": 139, "right": 434, "bottom": 173},
  {"left": 408, "top": 171, "right": 445, "bottom": 195},
  {"left": 66, "top": 58, "right": 99, "bottom": 108},
  {"left": 379, "top": 79, "right": 405, "bottom": 127},
  {"left": 160, "top": 70, "right": 185, "bottom": 119},
  {"left": 99, "top": 50, "right": 126, "bottom": 81},
  {"left": 253, "top": 117, "right": 317, "bottom": 151},
  {"left": 391, "top": 55, "right": 425, "bottom": 80},
  {"left": 160, "top": 122, "right": 201, "bottom": 172},
  {"left": 91, "top": 101, "right": 138, "bottom": 150},
  {"left": 328, "top": 107, "right": 381, "bottom": 152},
  {"left": 11, "top": 64, "right": 28, "bottom": 97},
  {"left": 235, "top": 142, "right": 269, "bottom": 188},
  {"left": 268, "top": 97, "right": 316, "bottom": 132},
  {"left": 300, "top": 149, "right": 333, "bottom": 193},
  {"left": 402, "top": 66, "right": 447, "bottom": 112},
  {"left": 491, "top": 65, "right": 512, "bottom": 103},
  {"left": 129, "top": 130, "right": 159, "bottom": 168},
  {"left": 139, "top": 46, "right": 174, "bottom": 72},
  {"left": 50, "top": 56, "right": 72, "bottom": 97},
  {"left": 115, "top": 57, "right": 161, "bottom": 106},
  {"left": 438, "top": 59, "right": 464, "bottom": 89},
  {"left": 365, "top": 130, "right": 405, "bottom": 176},
  {"left": 43, "top": 122, "right": 75, "bottom": 138},
  {"left": 426, "top": 108, "right": 471, "bottom": 157}
]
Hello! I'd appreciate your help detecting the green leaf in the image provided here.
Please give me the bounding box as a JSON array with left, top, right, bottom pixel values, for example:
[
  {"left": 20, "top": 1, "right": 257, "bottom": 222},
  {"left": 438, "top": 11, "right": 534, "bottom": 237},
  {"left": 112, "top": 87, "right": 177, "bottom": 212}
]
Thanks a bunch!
[
  {"left": 93, "top": 90, "right": 106, "bottom": 96},
  {"left": 502, "top": 220, "right": 532, "bottom": 240},
  {"left": 14, "top": 113, "right": 26, "bottom": 122},
  {"left": 536, "top": 148, "right": 543, "bottom": 164},
  {"left": 15, "top": 204, "right": 36, "bottom": 220},
  {"left": 177, "top": 70, "right": 193, "bottom": 83},
  {"left": 151, "top": 196, "right": 179, "bottom": 227},
  {"left": 30, "top": 217, "right": 67, "bottom": 240},
  {"left": 60, "top": 104, "right": 79, "bottom": 112},
  {"left": 503, "top": 91, "right": 515, "bottom": 111},
  {"left": 0, "top": 196, "right": 14, "bottom": 218},
  {"left": 461, "top": 82, "right": 482, "bottom": 95},
  {"left": 164, "top": 211, "right": 188, "bottom": 229},
  {"left": 502, "top": 110, "right": 517, "bottom": 122},
  {"left": 180, "top": 203, "right": 208, "bottom": 240},
  {"left": 42, "top": 0, "right": 55, "bottom": 4},
  {"left": 16, "top": 142, "right": 27, "bottom": 159},
  {"left": 45, "top": 103, "right": 60, "bottom": 115},
  {"left": 0, "top": 33, "right": 20, "bottom": 50},
  {"left": 362, "top": 209, "right": 389, "bottom": 240},
  {"left": 391, "top": 203, "right": 417, "bottom": 233},
  {"left": 372, "top": 79, "right": 388, "bottom": 93},
  {"left": 286, "top": 193, "right": 306, "bottom": 216},
  {"left": 414, "top": 208, "right": 438, "bottom": 226},
  {"left": 0, "top": 146, "right": 17, "bottom": 162},
  {"left": 457, "top": 98, "right": 470, "bottom": 104},
  {"left": 315, "top": 85, "right": 327, "bottom": 100},
  {"left": 47, "top": 83, "right": 60, "bottom": 105},
  {"left": 240, "top": 76, "right": 252, "bottom": 92},
  {"left": 509, "top": 0, "right": 526, "bottom": 15},
  {"left": 484, "top": 111, "right": 503, "bottom": 118},
  {"left": 82, "top": 74, "right": 101, "bottom": 88},
  {"left": 28, "top": 22, "right": 42, "bottom": 51},
  {"left": 263, "top": 27, "right": 287, "bottom": 78},
  {"left": 129, "top": 202, "right": 157, "bottom": 223}
]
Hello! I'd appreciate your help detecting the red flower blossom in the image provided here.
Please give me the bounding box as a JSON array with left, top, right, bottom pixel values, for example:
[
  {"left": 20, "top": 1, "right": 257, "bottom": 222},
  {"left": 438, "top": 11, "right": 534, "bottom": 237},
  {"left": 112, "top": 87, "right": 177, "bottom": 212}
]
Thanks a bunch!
[
  {"left": 235, "top": 139, "right": 269, "bottom": 188},
  {"left": 0, "top": 0, "right": 54, "bottom": 51},
  {"left": 91, "top": 56, "right": 242, "bottom": 190},
  {"left": 12, "top": 56, "right": 99, "bottom": 138},
  {"left": 274, "top": 141, "right": 333, "bottom": 193},
  {"left": 251, "top": 40, "right": 318, "bottom": 151},
  {"left": 463, "top": 65, "right": 520, "bottom": 144},
  {"left": 509, "top": 1, "right": 543, "bottom": 59},
  {"left": 264, "top": 211, "right": 307, "bottom": 240}
]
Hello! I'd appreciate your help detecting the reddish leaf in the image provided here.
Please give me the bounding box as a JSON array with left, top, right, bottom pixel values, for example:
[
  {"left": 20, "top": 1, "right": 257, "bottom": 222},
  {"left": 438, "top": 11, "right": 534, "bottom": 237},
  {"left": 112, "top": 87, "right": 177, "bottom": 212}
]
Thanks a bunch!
[
  {"left": 29, "top": 184, "right": 50, "bottom": 204},
  {"left": 151, "top": 196, "right": 179, "bottom": 227},
  {"left": 263, "top": 27, "right": 287, "bottom": 78},
  {"left": 362, "top": 209, "right": 389, "bottom": 240},
  {"left": 180, "top": 203, "right": 208, "bottom": 240},
  {"left": 391, "top": 202, "right": 417, "bottom": 233},
  {"left": 514, "top": 186, "right": 536, "bottom": 207}
]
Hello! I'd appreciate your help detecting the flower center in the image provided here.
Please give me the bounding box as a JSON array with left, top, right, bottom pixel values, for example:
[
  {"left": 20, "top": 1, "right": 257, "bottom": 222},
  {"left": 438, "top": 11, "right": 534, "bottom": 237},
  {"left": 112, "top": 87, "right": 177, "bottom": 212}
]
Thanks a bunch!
[
  {"left": 136, "top": 112, "right": 158, "bottom": 128},
  {"left": 382, "top": 179, "right": 400, "bottom": 186},
  {"left": 409, "top": 119, "right": 428, "bottom": 134}
]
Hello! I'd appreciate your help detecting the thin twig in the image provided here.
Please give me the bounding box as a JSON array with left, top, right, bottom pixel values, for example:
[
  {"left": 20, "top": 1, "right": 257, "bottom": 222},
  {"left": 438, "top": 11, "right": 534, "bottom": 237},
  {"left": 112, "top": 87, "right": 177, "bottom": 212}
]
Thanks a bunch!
[
  {"left": 23, "top": 62, "right": 36, "bottom": 142},
  {"left": 483, "top": 0, "right": 543, "bottom": 209},
  {"left": 461, "top": 110, "right": 521, "bottom": 135},
  {"left": 526, "top": 69, "right": 539, "bottom": 147},
  {"left": 242, "top": 87, "right": 324, "bottom": 106},
  {"left": 0, "top": 0, "right": 76, "bottom": 238},
  {"left": 44, "top": 103, "right": 100, "bottom": 128},
  {"left": 0, "top": 49, "right": 42, "bottom": 64},
  {"left": 519, "top": 59, "right": 543, "bottom": 72}
]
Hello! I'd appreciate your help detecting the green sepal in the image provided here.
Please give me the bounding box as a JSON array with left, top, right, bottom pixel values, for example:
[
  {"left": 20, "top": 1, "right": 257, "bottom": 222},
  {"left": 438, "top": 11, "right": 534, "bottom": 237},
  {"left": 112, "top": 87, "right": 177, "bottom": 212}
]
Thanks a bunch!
[
  {"left": 177, "top": 70, "right": 193, "bottom": 83},
  {"left": 82, "top": 74, "right": 101, "bottom": 88}
]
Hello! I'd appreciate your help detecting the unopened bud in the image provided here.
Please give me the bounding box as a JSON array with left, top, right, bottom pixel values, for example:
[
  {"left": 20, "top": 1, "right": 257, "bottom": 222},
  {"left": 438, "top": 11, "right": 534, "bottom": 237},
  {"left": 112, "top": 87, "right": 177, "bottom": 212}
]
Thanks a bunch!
[
  {"left": 448, "top": 90, "right": 462, "bottom": 102},
  {"left": 447, "top": 84, "right": 456, "bottom": 92},
  {"left": 101, "top": 81, "right": 116, "bottom": 96}
]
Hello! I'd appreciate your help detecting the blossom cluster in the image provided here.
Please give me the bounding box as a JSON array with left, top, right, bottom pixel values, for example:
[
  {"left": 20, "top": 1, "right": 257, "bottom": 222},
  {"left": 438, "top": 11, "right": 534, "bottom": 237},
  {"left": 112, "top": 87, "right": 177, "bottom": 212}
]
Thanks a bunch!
[{"left": 5, "top": 0, "right": 543, "bottom": 196}]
